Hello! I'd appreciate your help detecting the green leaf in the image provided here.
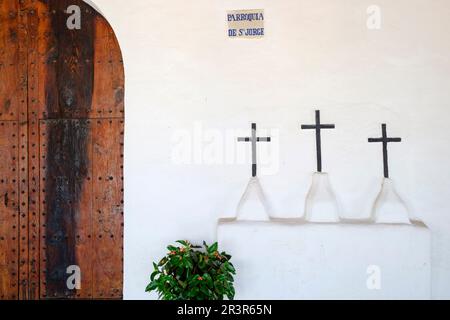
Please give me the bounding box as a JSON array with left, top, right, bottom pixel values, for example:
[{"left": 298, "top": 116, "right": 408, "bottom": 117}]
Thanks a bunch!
[
  {"left": 222, "top": 253, "right": 232, "bottom": 260},
  {"left": 158, "top": 257, "right": 168, "bottom": 266},
  {"left": 227, "top": 263, "right": 236, "bottom": 273},
  {"left": 150, "top": 270, "right": 159, "bottom": 281},
  {"left": 176, "top": 240, "right": 188, "bottom": 246},
  {"left": 208, "top": 242, "right": 218, "bottom": 254},
  {"left": 203, "top": 273, "right": 213, "bottom": 287},
  {"left": 145, "top": 281, "right": 158, "bottom": 292}
]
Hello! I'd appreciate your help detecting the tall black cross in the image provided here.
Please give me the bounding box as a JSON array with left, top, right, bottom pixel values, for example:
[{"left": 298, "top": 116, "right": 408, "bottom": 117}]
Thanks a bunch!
[
  {"left": 368, "top": 124, "right": 402, "bottom": 179},
  {"left": 301, "top": 110, "right": 335, "bottom": 173},
  {"left": 238, "top": 123, "right": 271, "bottom": 177}
]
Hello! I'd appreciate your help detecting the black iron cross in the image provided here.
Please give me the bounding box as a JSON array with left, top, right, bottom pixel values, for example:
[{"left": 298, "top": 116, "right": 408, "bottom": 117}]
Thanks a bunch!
[
  {"left": 301, "top": 110, "right": 335, "bottom": 173},
  {"left": 368, "top": 124, "right": 402, "bottom": 179},
  {"left": 238, "top": 123, "right": 271, "bottom": 177}
]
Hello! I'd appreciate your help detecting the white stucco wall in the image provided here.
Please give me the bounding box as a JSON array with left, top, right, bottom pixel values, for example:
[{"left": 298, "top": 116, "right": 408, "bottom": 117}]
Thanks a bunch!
[
  {"left": 218, "top": 222, "right": 431, "bottom": 299},
  {"left": 89, "top": 0, "right": 450, "bottom": 299}
]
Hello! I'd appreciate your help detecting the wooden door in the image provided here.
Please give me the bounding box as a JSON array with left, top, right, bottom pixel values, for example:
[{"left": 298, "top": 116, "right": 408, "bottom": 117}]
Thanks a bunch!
[{"left": 0, "top": 0, "right": 124, "bottom": 300}]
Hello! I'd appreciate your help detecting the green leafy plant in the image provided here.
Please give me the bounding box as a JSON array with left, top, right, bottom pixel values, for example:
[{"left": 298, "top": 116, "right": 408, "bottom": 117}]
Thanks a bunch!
[{"left": 146, "top": 240, "right": 236, "bottom": 300}]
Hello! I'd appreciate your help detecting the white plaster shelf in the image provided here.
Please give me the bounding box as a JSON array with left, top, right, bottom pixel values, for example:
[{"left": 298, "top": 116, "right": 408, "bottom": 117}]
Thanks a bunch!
[{"left": 217, "top": 220, "right": 431, "bottom": 300}]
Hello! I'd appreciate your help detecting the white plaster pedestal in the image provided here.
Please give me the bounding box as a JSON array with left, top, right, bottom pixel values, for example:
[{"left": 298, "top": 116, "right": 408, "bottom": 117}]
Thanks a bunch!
[{"left": 217, "top": 220, "right": 431, "bottom": 300}]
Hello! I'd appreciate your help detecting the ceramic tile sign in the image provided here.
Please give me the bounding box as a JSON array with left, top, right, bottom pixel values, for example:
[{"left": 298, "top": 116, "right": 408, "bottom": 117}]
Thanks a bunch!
[{"left": 227, "top": 9, "right": 265, "bottom": 39}]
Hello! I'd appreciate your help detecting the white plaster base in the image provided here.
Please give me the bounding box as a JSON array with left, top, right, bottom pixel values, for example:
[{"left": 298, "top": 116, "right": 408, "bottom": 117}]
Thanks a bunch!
[
  {"left": 304, "top": 172, "right": 340, "bottom": 223},
  {"left": 217, "top": 221, "right": 431, "bottom": 300},
  {"left": 371, "top": 178, "right": 412, "bottom": 224}
]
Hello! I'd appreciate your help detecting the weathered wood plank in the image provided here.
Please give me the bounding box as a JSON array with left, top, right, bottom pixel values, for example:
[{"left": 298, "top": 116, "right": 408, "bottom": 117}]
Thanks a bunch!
[
  {"left": 91, "top": 16, "right": 124, "bottom": 118},
  {"left": 40, "top": 119, "right": 93, "bottom": 299},
  {"left": 17, "top": 0, "right": 30, "bottom": 299},
  {"left": 0, "top": 0, "right": 20, "bottom": 121},
  {"left": 92, "top": 119, "right": 124, "bottom": 299},
  {"left": 26, "top": 0, "right": 41, "bottom": 300},
  {"left": 0, "top": 121, "right": 19, "bottom": 300},
  {"left": 37, "top": 0, "right": 95, "bottom": 119}
]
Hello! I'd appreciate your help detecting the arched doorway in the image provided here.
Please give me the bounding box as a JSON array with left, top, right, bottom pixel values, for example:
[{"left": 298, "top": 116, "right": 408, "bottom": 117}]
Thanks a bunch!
[{"left": 0, "top": 0, "right": 124, "bottom": 299}]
